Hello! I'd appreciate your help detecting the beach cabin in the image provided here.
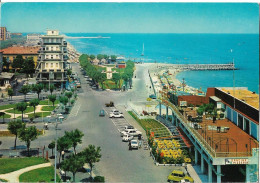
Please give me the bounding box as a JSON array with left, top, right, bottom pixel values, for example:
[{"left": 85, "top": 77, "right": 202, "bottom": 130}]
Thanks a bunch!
[{"left": 117, "top": 62, "right": 126, "bottom": 69}]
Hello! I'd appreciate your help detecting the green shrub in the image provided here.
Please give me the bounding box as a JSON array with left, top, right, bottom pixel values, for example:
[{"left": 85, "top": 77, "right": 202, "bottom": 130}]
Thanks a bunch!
[{"left": 93, "top": 176, "right": 105, "bottom": 182}]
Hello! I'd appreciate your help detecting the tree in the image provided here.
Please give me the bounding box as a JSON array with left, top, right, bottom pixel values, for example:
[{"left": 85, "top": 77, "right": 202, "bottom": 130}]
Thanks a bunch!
[
  {"left": 103, "top": 54, "right": 108, "bottom": 60},
  {"left": 0, "top": 112, "right": 6, "bottom": 123},
  {"left": 48, "top": 95, "right": 57, "bottom": 107},
  {"left": 59, "top": 96, "right": 68, "bottom": 107},
  {"left": 8, "top": 120, "right": 25, "bottom": 149},
  {"left": 49, "top": 84, "right": 55, "bottom": 95},
  {"left": 64, "top": 129, "right": 84, "bottom": 155},
  {"left": 61, "top": 154, "right": 85, "bottom": 182},
  {"left": 112, "top": 73, "right": 120, "bottom": 89},
  {"left": 32, "top": 84, "right": 43, "bottom": 99},
  {"left": 7, "top": 88, "right": 14, "bottom": 100},
  {"left": 67, "top": 69, "right": 72, "bottom": 76},
  {"left": 65, "top": 92, "right": 73, "bottom": 106},
  {"left": 29, "top": 98, "right": 40, "bottom": 117},
  {"left": 97, "top": 73, "right": 106, "bottom": 90},
  {"left": 80, "top": 145, "right": 102, "bottom": 179},
  {"left": 16, "top": 102, "right": 27, "bottom": 122},
  {"left": 12, "top": 55, "right": 24, "bottom": 72},
  {"left": 57, "top": 136, "right": 72, "bottom": 164},
  {"left": 19, "top": 126, "right": 38, "bottom": 156},
  {"left": 22, "top": 57, "right": 35, "bottom": 79},
  {"left": 2, "top": 57, "right": 10, "bottom": 71},
  {"left": 110, "top": 55, "right": 117, "bottom": 62},
  {"left": 122, "top": 73, "right": 129, "bottom": 89},
  {"left": 48, "top": 141, "right": 55, "bottom": 157},
  {"left": 97, "top": 54, "right": 104, "bottom": 61},
  {"left": 89, "top": 55, "right": 96, "bottom": 61},
  {"left": 19, "top": 85, "right": 31, "bottom": 101}
]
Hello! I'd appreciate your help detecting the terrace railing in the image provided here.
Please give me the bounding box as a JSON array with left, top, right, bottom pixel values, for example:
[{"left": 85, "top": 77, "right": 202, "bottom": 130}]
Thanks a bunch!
[{"left": 159, "top": 97, "right": 255, "bottom": 158}]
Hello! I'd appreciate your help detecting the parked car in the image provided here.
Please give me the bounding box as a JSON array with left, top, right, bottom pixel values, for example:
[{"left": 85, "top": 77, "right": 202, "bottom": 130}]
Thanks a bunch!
[
  {"left": 167, "top": 170, "right": 194, "bottom": 183},
  {"left": 124, "top": 125, "right": 135, "bottom": 130},
  {"left": 99, "top": 110, "right": 105, "bottom": 117},
  {"left": 111, "top": 109, "right": 122, "bottom": 114},
  {"left": 149, "top": 94, "right": 157, "bottom": 99},
  {"left": 130, "top": 140, "right": 138, "bottom": 149},
  {"left": 110, "top": 112, "right": 124, "bottom": 118},
  {"left": 76, "top": 82, "right": 81, "bottom": 88},
  {"left": 121, "top": 129, "right": 142, "bottom": 137},
  {"left": 122, "top": 134, "right": 134, "bottom": 142}
]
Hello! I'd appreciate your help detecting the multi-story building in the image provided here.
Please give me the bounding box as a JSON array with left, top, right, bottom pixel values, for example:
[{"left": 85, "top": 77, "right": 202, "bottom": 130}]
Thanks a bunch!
[
  {"left": 26, "top": 34, "right": 42, "bottom": 46},
  {"left": 0, "top": 46, "right": 40, "bottom": 69},
  {"left": 158, "top": 87, "right": 259, "bottom": 183},
  {"left": 0, "top": 27, "right": 7, "bottom": 40},
  {"left": 36, "top": 30, "right": 68, "bottom": 89}
]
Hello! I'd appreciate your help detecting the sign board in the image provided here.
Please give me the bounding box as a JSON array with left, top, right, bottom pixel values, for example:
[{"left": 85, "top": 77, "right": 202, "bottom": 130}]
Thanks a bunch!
[
  {"left": 180, "top": 101, "right": 187, "bottom": 107},
  {"left": 225, "top": 158, "right": 248, "bottom": 165}
]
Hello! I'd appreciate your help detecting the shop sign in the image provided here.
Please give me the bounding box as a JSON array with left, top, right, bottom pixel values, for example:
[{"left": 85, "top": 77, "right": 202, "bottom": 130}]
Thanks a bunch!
[{"left": 225, "top": 158, "right": 248, "bottom": 165}]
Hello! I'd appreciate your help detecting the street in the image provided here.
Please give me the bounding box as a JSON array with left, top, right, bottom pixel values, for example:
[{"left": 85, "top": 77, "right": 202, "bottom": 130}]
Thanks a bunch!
[{"left": 0, "top": 63, "right": 179, "bottom": 182}]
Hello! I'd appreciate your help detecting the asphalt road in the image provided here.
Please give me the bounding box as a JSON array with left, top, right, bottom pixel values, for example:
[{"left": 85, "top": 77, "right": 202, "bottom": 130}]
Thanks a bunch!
[{"left": 0, "top": 63, "right": 181, "bottom": 182}]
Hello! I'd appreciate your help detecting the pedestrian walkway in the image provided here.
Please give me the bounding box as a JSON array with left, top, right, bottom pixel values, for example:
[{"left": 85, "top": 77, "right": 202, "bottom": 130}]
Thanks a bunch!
[
  {"left": 68, "top": 100, "right": 81, "bottom": 119},
  {"left": 103, "top": 106, "right": 131, "bottom": 132},
  {"left": 0, "top": 162, "right": 51, "bottom": 182}
]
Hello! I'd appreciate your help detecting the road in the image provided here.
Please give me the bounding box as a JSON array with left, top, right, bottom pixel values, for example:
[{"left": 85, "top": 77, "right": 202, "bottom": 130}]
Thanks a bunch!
[{"left": 0, "top": 63, "right": 181, "bottom": 182}]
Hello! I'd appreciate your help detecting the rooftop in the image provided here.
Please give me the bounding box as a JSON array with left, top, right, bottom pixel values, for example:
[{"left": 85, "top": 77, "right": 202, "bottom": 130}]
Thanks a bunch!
[
  {"left": 0, "top": 46, "right": 40, "bottom": 55},
  {"left": 219, "top": 87, "right": 259, "bottom": 110},
  {"left": 183, "top": 107, "right": 259, "bottom": 157}
]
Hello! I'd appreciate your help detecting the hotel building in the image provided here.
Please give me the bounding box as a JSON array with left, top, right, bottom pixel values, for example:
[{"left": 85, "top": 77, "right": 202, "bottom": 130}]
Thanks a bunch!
[{"left": 36, "top": 30, "right": 68, "bottom": 89}]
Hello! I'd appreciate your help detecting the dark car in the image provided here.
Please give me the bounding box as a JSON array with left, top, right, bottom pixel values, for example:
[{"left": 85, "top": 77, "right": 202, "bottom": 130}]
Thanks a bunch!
[{"left": 149, "top": 94, "right": 156, "bottom": 99}]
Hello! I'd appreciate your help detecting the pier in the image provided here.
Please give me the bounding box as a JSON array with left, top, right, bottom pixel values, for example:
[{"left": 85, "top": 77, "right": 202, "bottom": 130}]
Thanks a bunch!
[{"left": 175, "top": 63, "right": 237, "bottom": 70}]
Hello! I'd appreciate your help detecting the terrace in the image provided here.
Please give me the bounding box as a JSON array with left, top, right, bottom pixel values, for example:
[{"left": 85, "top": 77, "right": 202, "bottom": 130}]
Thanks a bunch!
[{"left": 159, "top": 91, "right": 259, "bottom": 158}]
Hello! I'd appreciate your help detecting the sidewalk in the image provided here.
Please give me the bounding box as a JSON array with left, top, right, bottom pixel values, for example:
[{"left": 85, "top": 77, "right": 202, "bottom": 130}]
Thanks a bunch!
[{"left": 0, "top": 162, "right": 51, "bottom": 182}]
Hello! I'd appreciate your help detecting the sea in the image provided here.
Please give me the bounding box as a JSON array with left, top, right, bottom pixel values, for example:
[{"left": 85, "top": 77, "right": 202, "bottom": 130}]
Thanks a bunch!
[{"left": 65, "top": 33, "right": 259, "bottom": 93}]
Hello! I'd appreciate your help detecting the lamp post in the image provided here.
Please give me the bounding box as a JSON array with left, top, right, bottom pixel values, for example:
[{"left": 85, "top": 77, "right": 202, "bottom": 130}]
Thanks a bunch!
[
  {"left": 49, "top": 71, "right": 54, "bottom": 105},
  {"left": 54, "top": 116, "right": 58, "bottom": 183}
]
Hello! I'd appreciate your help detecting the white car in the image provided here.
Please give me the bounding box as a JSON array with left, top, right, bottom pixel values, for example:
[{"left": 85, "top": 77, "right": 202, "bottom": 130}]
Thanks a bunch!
[
  {"left": 122, "top": 134, "right": 134, "bottom": 142},
  {"left": 111, "top": 109, "right": 122, "bottom": 114},
  {"left": 109, "top": 112, "right": 124, "bottom": 118},
  {"left": 121, "top": 129, "right": 142, "bottom": 137},
  {"left": 130, "top": 140, "right": 138, "bottom": 149}
]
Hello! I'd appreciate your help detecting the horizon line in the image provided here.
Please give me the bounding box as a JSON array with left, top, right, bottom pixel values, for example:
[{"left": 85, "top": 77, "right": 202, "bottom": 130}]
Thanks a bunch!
[{"left": 19, "top": 32, "right": 259, "bottom": 34}]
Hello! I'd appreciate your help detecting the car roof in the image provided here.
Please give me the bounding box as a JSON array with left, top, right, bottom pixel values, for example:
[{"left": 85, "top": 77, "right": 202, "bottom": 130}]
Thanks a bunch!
[{"left": 171, "top": 170, "right": 184, "bottom": 174}]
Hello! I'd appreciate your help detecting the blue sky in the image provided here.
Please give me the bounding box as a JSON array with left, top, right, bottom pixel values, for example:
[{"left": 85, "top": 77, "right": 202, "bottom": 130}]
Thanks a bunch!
[{"left": 1, "top": 3, "right": 259, "bottom": 33}]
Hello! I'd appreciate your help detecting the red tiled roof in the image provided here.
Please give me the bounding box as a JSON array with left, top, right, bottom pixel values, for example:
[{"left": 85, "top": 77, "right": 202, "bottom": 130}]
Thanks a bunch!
[{"left": 0, "top": 46, "right": 40, "bottom": 55}]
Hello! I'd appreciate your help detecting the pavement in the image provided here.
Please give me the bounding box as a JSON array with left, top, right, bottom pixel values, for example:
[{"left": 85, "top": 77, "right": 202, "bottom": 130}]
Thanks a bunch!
[
  {"left": 0, "top": 62, "right": 184, "bottom": 182},
  {"left": 0, "top": 162, "right": 52, "bottom": 182}
]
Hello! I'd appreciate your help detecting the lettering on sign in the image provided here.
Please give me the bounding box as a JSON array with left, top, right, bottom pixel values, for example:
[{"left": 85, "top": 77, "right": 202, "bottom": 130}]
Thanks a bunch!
[{"left": 225, "top": 158, "right": 249, "bottom": 165}]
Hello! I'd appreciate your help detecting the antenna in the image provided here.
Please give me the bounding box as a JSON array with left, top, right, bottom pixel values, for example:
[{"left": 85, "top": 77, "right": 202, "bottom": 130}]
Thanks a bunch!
[
  {"left": 182, "top": 78, "right": 185, "bottom": 92},
  {"left": 232, "top": 49, "right": 236, "bottom": 109}
]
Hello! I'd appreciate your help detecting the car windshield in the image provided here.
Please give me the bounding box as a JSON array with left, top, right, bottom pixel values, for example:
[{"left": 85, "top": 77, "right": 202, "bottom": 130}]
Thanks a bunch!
[
  {"left": 131, "top": 141, "right": 137, "bottom": 144},
  {"left": 114, "top": 112, "right": 120, "bottom": 115}
]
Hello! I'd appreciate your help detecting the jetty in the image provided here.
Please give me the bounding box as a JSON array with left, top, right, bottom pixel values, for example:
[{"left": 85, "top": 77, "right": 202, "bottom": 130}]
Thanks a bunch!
[{"left": 175, "top": 63, "right": 238, "bottom": 70}]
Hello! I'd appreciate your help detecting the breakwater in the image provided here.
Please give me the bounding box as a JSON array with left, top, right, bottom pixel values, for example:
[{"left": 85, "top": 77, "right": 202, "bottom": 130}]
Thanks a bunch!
[{"left": 175, "top": 63, "right": 237, "bottom": 70}]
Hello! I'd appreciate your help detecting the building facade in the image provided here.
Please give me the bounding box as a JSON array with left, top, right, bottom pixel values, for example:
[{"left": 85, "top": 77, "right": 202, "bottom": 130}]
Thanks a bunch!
[
  {"left": 0, "top": 51, "right": 3, "bottom": 73},
  {"left": 0, "top": 46, "right": 40, "bottom": 69},
  {"left": 26, "top": 34, "right": 42, "bottom": 46},
  {"left": 36, "top": 30, "right": 68, "bottom": 89},
  {"left": 0, "top": 27, "right": 7, "bottom": 40}
]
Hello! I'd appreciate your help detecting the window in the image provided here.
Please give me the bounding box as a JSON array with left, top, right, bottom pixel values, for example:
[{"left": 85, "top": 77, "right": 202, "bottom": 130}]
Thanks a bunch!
[
  {"left": 46, "top": 63, "right": 48, "bottom": 68},
  {"left": 51, "top": 55, "right": 53, "bottom": 59},
  {"left": 244, "top": 118, "right": 250, "bottom": 134},
  {"left": 51, "top": 63, "right": 53, "bottom": 68},
  {"left": 56, "top": 55, "right": 58, "bottom": 59},
  {"left": 238, "top": 114, "right": 243, "bottom": 129},
  {"left": 56, "top": 63, "right": 58, "bottom": 68}
]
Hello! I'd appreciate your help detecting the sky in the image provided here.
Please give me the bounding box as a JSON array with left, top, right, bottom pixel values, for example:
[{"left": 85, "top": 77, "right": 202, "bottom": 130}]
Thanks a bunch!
[{"left": 1, "top": 3, "right": 259, "bottom": 33}]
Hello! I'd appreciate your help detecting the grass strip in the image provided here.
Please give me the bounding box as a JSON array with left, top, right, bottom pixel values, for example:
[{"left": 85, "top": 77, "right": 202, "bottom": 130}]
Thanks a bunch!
[
  {"left": 0, "top": 157, "right": 48, "bottom": 174},
  {"left": 19, "top": 166, "right": 61, "bottom": 182}
]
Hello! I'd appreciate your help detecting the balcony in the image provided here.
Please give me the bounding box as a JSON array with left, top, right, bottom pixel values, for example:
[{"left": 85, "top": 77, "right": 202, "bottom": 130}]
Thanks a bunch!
[
  {"left": 43, "top": 42, "right": 62, "bottom": 45},
  {"left": 63, "top": 41, "right": 67, "bottom": 46},
  {"left": 44, "top": 50, "right": 62, "bottom": 53}
]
